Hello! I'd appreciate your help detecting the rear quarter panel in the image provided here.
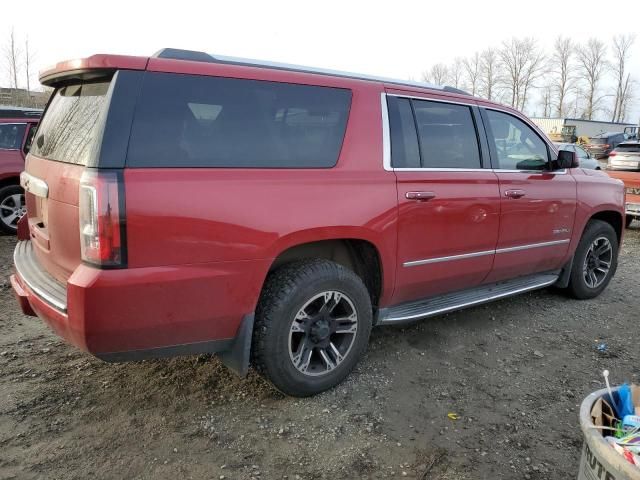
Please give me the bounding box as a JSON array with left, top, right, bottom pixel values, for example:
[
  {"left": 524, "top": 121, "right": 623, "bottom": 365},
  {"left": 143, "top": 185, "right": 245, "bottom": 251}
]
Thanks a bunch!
[{"left": 124, "top": 82, "right": 398, "bottom": 307}]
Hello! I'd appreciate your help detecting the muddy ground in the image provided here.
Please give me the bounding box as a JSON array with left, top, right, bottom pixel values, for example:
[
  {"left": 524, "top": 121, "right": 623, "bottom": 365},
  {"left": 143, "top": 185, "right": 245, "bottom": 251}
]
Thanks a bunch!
[{"left": 0, "top": 227, "right": 638, "bottom": 480}]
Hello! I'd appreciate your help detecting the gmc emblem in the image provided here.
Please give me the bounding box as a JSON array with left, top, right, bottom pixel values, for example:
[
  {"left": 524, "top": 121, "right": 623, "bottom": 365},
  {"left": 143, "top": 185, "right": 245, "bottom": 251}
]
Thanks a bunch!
[{"left": 626, "top": 187, "right": 640, "bottom": 195}]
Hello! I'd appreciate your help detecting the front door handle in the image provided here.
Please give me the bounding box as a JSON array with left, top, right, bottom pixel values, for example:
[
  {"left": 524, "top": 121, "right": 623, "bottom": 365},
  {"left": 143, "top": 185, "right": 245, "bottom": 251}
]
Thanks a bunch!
[
  {"left": 405, "top": 191, "right": 436, "bottom": 201},
  {"left": 504, "top": 189, "right": 526, "bottom": 199}
]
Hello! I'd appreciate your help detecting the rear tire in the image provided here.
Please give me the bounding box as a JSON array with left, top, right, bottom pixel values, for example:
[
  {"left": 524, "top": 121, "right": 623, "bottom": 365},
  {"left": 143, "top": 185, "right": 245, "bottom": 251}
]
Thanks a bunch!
[
  {"left": 0, "top": 185, "right": 25, "bottom": 235},
  {"left": 567, "top": 220, "right": 618, "bottom": 299},
  {"left": 252, "top": 259, "right": 372, "bottom": 397}
]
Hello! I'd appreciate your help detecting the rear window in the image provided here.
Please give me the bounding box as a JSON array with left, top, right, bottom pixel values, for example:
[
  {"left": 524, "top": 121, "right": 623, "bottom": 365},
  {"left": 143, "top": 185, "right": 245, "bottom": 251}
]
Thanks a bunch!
[
  {"left": 30, "top": 81, "right": 111, "bottom": 166},
  {"left": 126, "top": 72, "right": 352, "bottom": 168},
  {"left": 616, "top": 144, "right": 640, "bottom": 153},
  {"left": 0, "top": 123, "right": 26, "bottom": 150}
]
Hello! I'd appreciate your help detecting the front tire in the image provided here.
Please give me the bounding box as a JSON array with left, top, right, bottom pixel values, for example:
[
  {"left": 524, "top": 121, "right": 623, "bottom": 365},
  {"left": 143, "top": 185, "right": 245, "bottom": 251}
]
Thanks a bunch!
[
  {"left": 0, "top": 185, "right": 25, "bottom": 235},
  {"left": 626, "top": 215, "right": 634, "bottom": 229},
  {"left": 252, "top": 259, "right": 372, "bottom": 397},
  {"left": 567, "top": 220, "right": 618, "bottom": 299}
]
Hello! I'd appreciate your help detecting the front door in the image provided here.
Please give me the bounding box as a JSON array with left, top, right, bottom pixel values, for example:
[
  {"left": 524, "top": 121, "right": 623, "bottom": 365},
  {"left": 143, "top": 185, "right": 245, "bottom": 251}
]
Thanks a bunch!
[
  {"left": 387, "top": 94, "right": 501, "bottom": 305},
  {"left": 480, "top": 108, "right": 577, "bottom": 283}
]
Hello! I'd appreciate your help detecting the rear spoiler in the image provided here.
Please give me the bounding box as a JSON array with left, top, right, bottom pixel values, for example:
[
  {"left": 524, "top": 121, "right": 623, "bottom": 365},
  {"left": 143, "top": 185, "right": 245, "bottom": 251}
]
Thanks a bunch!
[{"left": 39, "top": 54, "right": 149, "bottom": 86}]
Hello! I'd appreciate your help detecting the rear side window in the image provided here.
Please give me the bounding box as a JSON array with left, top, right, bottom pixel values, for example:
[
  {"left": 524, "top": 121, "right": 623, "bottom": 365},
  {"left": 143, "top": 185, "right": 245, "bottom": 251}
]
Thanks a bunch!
[
  {"left": 0, "top": 123, "right": 26, "bottom": 150},
  {"left": 30, "top": 81, "right": 111, "bottom": 166},
  {"left": 412, "top": 100, "right": 481, "bottom": 169},
  {"left": 127, "top": 73, "right": 352, "bottom": 168},
  {"left": 388, "top": 97, "right": 420, "bottom": 168}
]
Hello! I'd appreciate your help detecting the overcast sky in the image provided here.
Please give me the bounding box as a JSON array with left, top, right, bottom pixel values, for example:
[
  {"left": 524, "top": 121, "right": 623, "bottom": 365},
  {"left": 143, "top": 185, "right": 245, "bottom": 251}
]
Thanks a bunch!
[{"left": 2, "top": 0, "right": 639, "bottom": 121}]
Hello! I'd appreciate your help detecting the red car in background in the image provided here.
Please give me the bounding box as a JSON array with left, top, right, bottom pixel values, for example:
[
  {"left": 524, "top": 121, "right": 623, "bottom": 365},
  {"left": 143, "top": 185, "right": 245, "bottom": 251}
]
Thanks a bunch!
[
  {"left": 11, "top": 49, "right": 625, "bottom": 396},
  {"left": 0, "top": 108, "right": 41, "bottom": 234}
]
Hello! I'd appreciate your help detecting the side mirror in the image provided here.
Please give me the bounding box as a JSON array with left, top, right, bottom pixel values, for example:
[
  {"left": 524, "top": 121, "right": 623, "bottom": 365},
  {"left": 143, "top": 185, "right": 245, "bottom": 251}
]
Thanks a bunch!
[{"left": 554, "top": 149, "right": 579, "bottom": 170}]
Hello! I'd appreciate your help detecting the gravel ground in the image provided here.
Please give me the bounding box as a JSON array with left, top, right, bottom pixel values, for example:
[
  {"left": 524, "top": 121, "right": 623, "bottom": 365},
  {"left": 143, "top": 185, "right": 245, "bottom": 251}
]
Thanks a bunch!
[{"left": 0, "top": 226, "right": 638, "bottom": 480}]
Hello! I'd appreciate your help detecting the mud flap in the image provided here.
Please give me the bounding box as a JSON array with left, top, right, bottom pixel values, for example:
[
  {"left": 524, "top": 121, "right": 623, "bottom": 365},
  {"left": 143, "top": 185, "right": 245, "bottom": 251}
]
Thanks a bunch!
[
  {"left": 556, "top": 257, "right": 574, "bottom": 289},
  {"left": 219, "top": 313, "right": 254, "bottom": 377}
]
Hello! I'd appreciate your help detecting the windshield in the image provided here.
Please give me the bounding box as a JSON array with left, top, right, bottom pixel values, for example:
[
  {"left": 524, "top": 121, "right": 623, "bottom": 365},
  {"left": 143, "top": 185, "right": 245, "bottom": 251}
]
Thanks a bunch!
[{"left": 30, "top": 80, "right": 111, "bottom": 166}]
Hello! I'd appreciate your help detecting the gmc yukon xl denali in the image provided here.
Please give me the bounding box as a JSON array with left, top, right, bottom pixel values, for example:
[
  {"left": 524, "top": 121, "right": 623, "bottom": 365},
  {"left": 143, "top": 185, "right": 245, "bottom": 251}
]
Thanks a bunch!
[{"left": 11, "top": 49, "right": 625, "bottom": 396}]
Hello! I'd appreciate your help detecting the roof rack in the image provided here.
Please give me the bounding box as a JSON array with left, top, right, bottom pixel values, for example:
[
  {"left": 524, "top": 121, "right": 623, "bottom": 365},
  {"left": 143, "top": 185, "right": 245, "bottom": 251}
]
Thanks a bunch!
[{"left": 153, "top": 48, "right": 470, "bottom": 95}]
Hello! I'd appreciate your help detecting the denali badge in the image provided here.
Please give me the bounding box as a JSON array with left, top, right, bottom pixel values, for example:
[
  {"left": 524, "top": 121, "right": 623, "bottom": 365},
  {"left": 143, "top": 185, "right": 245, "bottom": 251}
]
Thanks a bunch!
[{"left": 553, "top": 228, "right": 570, "bottom": 235}]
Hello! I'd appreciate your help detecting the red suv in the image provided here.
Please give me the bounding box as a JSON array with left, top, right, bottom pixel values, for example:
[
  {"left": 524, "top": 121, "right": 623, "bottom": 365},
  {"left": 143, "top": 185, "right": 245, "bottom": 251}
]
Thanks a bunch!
[
  {"left": 0, "top": 108, "right": 41, "bottom": 233},
  {"left": 11, "top": 49, "right": 625, "bottom": 396}
]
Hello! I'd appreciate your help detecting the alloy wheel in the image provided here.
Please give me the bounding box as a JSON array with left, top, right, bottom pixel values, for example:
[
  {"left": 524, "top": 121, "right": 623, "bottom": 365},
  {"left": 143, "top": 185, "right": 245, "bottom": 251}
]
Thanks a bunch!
[
  {"left": 0, "top": 192, "right": 25, "bottom": 230},
  {"left": 288, "top": 291, "right": 358, "bottom": 377},
  {"left": 582, "top": 236, "right": 613, "bottom": 289}
]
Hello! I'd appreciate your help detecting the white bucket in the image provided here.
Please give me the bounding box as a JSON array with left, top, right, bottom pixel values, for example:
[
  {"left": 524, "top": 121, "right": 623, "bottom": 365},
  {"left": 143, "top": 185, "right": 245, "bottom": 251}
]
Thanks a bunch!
[{"left": 578, "top": 387, "right": 640, "bottom": 480}]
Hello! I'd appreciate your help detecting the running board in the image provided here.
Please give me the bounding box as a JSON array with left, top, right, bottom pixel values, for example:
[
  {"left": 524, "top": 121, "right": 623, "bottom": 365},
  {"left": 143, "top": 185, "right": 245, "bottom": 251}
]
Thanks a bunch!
[{"left": 377, "top": 272, "right": 559, "bottom": 324}]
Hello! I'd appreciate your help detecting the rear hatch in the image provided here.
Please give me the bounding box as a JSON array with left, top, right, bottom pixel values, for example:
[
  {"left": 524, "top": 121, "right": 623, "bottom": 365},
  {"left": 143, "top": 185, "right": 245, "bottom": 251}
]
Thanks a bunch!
[
  {"left": 609, "top": 143, "right": 640, "bottom": 170},
  {"left": 24, "top": 79, "right": 113, "bottom": 282}
]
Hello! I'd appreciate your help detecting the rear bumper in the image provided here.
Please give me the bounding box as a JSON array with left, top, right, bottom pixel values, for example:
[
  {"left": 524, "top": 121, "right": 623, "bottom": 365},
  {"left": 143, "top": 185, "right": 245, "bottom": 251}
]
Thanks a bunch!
[{"left": 11, "top": 240, "right": 266, "bottom": 373}]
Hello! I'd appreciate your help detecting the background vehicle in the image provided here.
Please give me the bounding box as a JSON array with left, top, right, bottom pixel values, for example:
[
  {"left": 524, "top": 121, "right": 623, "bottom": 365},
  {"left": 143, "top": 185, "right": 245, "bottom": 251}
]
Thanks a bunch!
[
  {"left": 555, "top": 142, "right": 601, "bottom": 169},
  {"left": 11, "top": 50, "right": 625, "bottom": 397},
  {"left": 0, "top": 107, "right": 41, "bottom": 234},
  {"left": 531, "top": 117, "right": 634, "bottom": 144},
  {"left": 585, "top": 132, "right": 626, "bottom": 159},
  {"left": 608, "top": 141, "right": 640, "bottom": 171}
]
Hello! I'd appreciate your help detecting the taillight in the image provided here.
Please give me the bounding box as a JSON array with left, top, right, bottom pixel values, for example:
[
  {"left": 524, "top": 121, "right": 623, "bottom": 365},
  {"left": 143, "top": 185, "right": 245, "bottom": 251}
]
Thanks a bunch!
[
  {"left": 79, "top": 170, "right": 126, "bottom": 268},
  {"left": 609, "top": 151, "right": 617, "bottom": 157}
]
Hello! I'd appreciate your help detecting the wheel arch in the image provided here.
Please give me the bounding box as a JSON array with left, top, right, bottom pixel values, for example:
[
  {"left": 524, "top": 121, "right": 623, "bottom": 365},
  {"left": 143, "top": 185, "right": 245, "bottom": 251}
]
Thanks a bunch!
[
  {"left": 0, "top": 175, "right": 21, "bottom": 190},
  {"left": 267, "top": 234, "right": 388, "bottom": 311},
  {"left": 589, "top": 209, "right": 623, "bottom": 245}
]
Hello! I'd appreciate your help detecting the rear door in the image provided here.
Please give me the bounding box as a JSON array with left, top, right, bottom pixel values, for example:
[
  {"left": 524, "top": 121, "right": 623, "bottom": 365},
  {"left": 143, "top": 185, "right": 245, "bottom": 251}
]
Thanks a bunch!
[
  {"left": 387, "top": 93, "right": 501, "bottom": 305},
  {"left": 480, "top": 108, "right": 577, "bottom": 283}
]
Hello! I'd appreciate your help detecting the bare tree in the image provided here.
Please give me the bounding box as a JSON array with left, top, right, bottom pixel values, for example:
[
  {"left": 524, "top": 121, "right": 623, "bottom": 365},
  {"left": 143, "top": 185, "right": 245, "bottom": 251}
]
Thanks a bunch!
[
  {"left": 551, "top": 36, "right": 575, "bottom": 117},
  {"left": 422, "top": 63, "right": 449, "bottom": 86},
  {"left": 479, "top": 47, "right": 500, "bottom": 101},
  {"left": 611, "top": 34, "right": 636, "bottom": 122},
  {"left": 499, "top": 37, "right": 545, "bottom": 111},
  {"left": 24, "top": 37, "right": 34, "bottom": 106},
  {"left": 576, "top": 38, "right": 608, "bottom": 120},
  {"left": 449, "top": 57, "right": 464, "bottom": 89},
  {"left": 4, "top": 28, "right": 21, "bottom": 91},
  {"left": 462, "top": 52, "right": 481, "bottom": 96},
  {"left": 539, "top": 82, "right": 553, "bottom": 117}
]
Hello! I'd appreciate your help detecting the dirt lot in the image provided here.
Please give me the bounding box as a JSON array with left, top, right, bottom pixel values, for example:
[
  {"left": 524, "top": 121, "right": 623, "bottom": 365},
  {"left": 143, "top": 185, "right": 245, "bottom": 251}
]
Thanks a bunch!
[{"left": 0, "top": 227, "right": 638, "bottom": 480}]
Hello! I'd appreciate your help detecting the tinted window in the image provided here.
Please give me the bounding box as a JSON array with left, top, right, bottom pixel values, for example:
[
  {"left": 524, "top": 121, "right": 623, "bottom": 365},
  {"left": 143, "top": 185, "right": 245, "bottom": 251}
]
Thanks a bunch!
[
  {"left": 23, "top": 123, "right": 37, "bottom": 153},
  {"left": 388, "top": 97, "right": 420, "bottom": 168},
  {"left": 0, "top": 123, "right": 26, "bottom": 150},
  {"left": 31, "top": 81, "right": 111, "bottom": 165},
  {"left": 127, "top": 73, "right": 351, "bottom": 168},
  {"left": 412, "top": 100, "right": 481, "bottom": 169},
  {"left": 485, "top": 110, "right": 549, "bottom": 170},
  {"left": 616, "top": 144, "right": 640, "bottom": 153}
]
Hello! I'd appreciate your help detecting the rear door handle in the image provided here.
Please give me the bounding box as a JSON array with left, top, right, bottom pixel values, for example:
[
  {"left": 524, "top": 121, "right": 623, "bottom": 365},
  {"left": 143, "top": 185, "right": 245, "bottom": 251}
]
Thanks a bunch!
[
  {"left": 504, "top": 189, "right": 526, "bottom": 199},
  {"left": 405, "top": 191, "right": 436, "bottom": 201}
]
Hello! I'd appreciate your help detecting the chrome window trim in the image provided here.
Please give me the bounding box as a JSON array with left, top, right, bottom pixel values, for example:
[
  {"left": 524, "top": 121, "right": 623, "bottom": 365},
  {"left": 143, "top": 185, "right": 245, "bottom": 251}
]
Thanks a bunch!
[
  {"left": 404, "top": 239, "right": 571, "bottom": 267},
  {"left": 381, "top": 93, "right": 392, "bottom": 171},
  {"left": 386, "top": 93, "right": 477, "bottom": 108}
]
